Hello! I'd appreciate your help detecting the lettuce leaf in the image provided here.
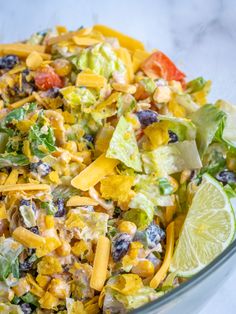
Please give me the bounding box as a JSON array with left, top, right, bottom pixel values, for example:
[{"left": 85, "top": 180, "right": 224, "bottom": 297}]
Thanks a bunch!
[
  {"left": 175, "top": 94, "right": 199, "bottom": 113},
  {"left": 0, "top": 238, "right": 23, "bottom": 282},
  {"left": 190, "top": 104, "right": 226, "bottom": 156},
  {"left": 0, "top": 303, "right": 23, "bottom": 314},
  {"left": 60, "top": 86, "right": 97, "bottom": 109},
  {"left": 215, "top": 100, "right": 236, "bottom": 150},
  {"left": 19, "top": 203, "right": 37, "bottom": 228},
  {"left": 142, "top": 140, "right": 202, "bottom": 176},
  {"left": 186, "top": 77, "right": 206, "bottom": 93},
  {"left": 29, "top": 123, "right": 56, "bottom": 158},
  {"left": 134, "top": 175, "right": 173, "bottom": 207},
  {"left": 72, "top": 43, "right": 126, "bottom": 79},
  {"left": 106, "top": 116, "right": 142, "bottom": 171},
  {"left": 0, "top": 153, "right": 29, "bottom": 168},
  {"left": 140, "top": 78, "right": 156, "bottom": 93},
  {"left": 159, "top": 115, "right": 196, "bottom": 141}
]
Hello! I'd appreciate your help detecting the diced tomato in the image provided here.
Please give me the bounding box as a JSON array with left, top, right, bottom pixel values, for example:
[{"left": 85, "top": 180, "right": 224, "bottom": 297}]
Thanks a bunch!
[
  {"left": 141, "top": 51, "right": 186, "bottom": 85},
  {"left": 34, "top": 66, "right": 63, "bottom": 90}
]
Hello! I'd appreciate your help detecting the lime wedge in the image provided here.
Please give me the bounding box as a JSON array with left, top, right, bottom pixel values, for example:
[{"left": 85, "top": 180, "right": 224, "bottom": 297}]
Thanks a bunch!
[{"left": 170, "top": 174, "right": 235, "bottom": 277}]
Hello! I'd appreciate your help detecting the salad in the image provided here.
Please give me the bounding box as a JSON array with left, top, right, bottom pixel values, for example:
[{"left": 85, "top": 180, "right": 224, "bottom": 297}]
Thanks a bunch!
[{"left": 0, "top": 24, "right": 235, "bottom": 314}]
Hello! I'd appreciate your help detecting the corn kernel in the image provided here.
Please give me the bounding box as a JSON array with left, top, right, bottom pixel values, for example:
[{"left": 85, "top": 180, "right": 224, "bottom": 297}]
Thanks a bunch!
[
  {"left": 39, "top": 291, "right": 59, "bottom": 309},
  {"left": 48, "top": 278, "right": 70, "bottom": 299},
  {"left": 63, "top": 141, "right": 77, "bottom": 153},
  {"left": 169, "top": 80, "right": 183, "bottom": 93},
  {"left": 52, "top": 58, "right": 72, "bottom": 76},
  {"left": 37, "top": 256, "right": 62, "bottom": 275},
  {"left": 227, "top": 156, "right": 236, "bottom": 171},
  {"left": 132, "top": 260, "right": 154, "bottom": 278},
  {"left": 0, "top": 172, "right": 8, "bottom": 185},
  {"left": 0, "top": 203, "right": 7, "bottom": 219},
  {"left": 26, "top": 51, "right": 43, "bottom": 70},
  {"left": 36, "top": 274, "right": 51, "bottom": 289},
  {"left": 72, "top": 240, "right": 90, "bottom": 258},
  {"left": 118, "top": 221, "right": 137, "bottom": 235},
  {"left": 153, "top": 86, "right": 171, "bottom": 103},
  {"left": 48, "top": 171, "right": 60, "bottom": 184},
  {"left": 56, "top": 239, "right": 71, "bottom": 257},
  {"left": 26, "top": 274, "right": 45, "bottom": 297},
  {"left": 12, "top": 277, "right": 30, "bottom": 297}
]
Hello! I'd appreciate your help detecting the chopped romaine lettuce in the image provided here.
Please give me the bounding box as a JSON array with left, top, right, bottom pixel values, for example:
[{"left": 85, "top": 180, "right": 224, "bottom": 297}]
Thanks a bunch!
[
  {"left": 29, "top": 123, "right": 56, "bottom": 158},
  {"left": 0, "top": 153, "right": 29, "bottom": 168},
  {"left": 117, "top": 94, "right": 136, "bottom": 117},
  {"left": 0, "top": 303, "right": 23, "bottom": 314},
  {"left": 0, "top": 133, "right": 9, "bottom": 153},
  {"left": 191, "top": 104, "right": 226, "bottom": 156},
  {"left": 72, "top": 43, "right": 126, "bottom": 79},
  {"left": 106, "top": 116, "right": 142, "bottom": 171},
  {"left": 140, "top": 78, "right": 156, "bottom": 93},
  {"left": 186, "top": 77, "right": 206, "bottom": 93},
  {"left": 134, "top": 175, "right": 173, "bottom": 207},
  {"left": 0, "top": 238, "right": 23, "bottom": 282},
  {"left": 60, "top": 86, "right": 97, "bottom": 109},
  {"left": 66, "top": 209, "right": 109, "bottom": 241},
  {"left": 175, "top": 94, "right": 199, "bottom": 113},
  {"left": 215, "top": 100, "right": 236, "bottom": 150},
  {"left": 142, "top": 140, "right": 202, "bottom": 176},
  {"left": 124, "top": 193, "right": 154, "bottom": 229},
  {"left": 19, "top": 203, "right": 37, "bottom": 228},
  {"left": 159, "top": 115, "right": 196, "bottom": 141},
  {"left": 158, "top": 178, "right": 174, "bottom": 195},
  {"left": 21, "top": 292, "right": 39, "bottom": 307}
]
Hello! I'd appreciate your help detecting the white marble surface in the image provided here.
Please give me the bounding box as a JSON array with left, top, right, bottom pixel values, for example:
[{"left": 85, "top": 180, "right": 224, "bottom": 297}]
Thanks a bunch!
[{"left": 1, "top": 0, "right": 236, "bottom": 313}]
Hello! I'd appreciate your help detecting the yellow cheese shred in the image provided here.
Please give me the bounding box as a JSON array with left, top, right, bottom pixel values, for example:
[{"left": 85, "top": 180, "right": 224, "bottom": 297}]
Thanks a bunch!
[
  {"left": 150, "top": 222, "right": 175, "bottom": 289},
  {"left": 66, "top": 196, "right": 99, "bottom": 207},
  {"left": 132, "top": 49, "right": 150, "bottom": 73},
  {"left": 76, "top": 72, "right": 107, "bottom": 88},
  {"left": 0, "top": 44, "right": 50, "bottom": 59},
  {"left": 116, "top": 47, "right": 134, "bottom": 83},
  {"left": 8, "top": 95, "right": 35, "bottom": 110},
  {"left": 13, "top": 226, "right": 46, "bottom": 249},
  {"left": 72, "top": 36, "right": 103, "bottom": 47},
  {"left": 71, "top": 153, "right": 119, "bottom": 191},
  {"left": 90, "top": 236, "right": 110, "bottom": 291},
  {"left": 93, "top": 25, "right": 145, "bottom": 52},
  {"left": 0, "top": 183, "right": 50, "bottom": 192}
]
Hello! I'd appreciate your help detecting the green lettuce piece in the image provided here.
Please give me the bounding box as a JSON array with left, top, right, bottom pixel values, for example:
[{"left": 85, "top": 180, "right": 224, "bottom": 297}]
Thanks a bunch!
[
  {"left": 159, "top": 115, "right": 196, "bottom": 141},
  {"left": 19, "top": 203, "right": 37, "bottom": 228},
  {"left": 140, "top": 78, "right": 156, "bottom": 93},
  {"left": 190, "top": 104, "right": 226, "bottom": 156},
  {"left": 21, "top": 292, "right": 39, "bottom": 307},
  {"left": 134, "top": 175, "right": 173, "bottom": 207},
  {"left": 0, "top": 303, "right": 23, "bottom": 314},
  {"left": 29, "top": 124, "right": 56, "bottom": 158},
  {"left": 41, "top": 201, "right": 57, "bottom": 216},
  {"left": 0, "top": 153, "right": 29, "bottom": 168},
  {"left": 0, "top": 103, "right": 36, "bottom": 136},
  {"left": 72, "top": 43, "right": 126, "bottom": 79},
  {"left": 158, "top": 178, "right": 173, "bottom": 195},
  {"left": 0, "top": 238, "right": 23, "bottom": 282},
  {"left": 187, "top": 77, "right": 206, "bottom": 93},
  {"left": 60, "top": 86, "right": 97, "bottom": 109},
  {"left": 124, "top": 193, "right": 154, "bottom": 230},
  {"left": 106, "top": 116, "right": 142, "bottom": 171},
  {"left": 215, "top": 100, "right": 236, "bottom": 150},
  {"left": 117, "top": 94, "right": 136, "bottom": 117},
  {"left": 142, "top": 141, "right": 202, "bottom": 176},
  {"left": 0, "top": 133, "right": 8, "bottom": 153},
  {"left": 175, "top": 94, "right": 199, "bottom": 113},
  {"left": 113, "top": 286, "right": 160, "bottom": 310}
]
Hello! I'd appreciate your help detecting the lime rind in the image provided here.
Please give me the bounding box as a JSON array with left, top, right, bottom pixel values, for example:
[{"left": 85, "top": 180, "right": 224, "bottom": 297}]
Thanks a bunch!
[{"left": 170, "top": 173, "right": 235, "bottom": 277}]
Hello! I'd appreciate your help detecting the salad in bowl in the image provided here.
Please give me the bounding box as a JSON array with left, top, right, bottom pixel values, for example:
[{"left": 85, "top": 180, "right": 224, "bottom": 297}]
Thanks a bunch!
[{"left": 0, "top": 24, "right": 235, "bottom": 314}]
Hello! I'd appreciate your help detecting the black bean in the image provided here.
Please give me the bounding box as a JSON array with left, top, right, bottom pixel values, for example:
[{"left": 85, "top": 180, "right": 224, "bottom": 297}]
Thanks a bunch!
[
  {"left": 136, "top": 110, "right": 158, "bottom": 127},
  {"left": 20, "top": 199, "right": 31, "bottom": 207},
  {"left": 54, "top": 198, "right": 65, "bottom": 217},
  {"left": 27, "top": 226, "right": 39, "bottom": 234},
  {"left": 168, "top": 130, "right": 179, "bottom": 143},
  {"left": 83, "top": 134, "right": 94, "bottom": 144},
  {"left": 146, "top": 224, "right": 165, "bottom": 248},
  {"left": 20, "top": 303, "right": 33, "bottom": 314},
  {"left": 215, "top": 170, "right": 236, "bottom": 185},
  {"left": 19, "top": 260, "right": 34, "bottom": 272},
  {"left": 0, "top": 55, "right": 19, "bottom": 70},
  {"left": 112, "top": 233, "right": 132, "bottom": 262},
  {"left": 30, "top": 161, "right": 51, "bottom": 177}
]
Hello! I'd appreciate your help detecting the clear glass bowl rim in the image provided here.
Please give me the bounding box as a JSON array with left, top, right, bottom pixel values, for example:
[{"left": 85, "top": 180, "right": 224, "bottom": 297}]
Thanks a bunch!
[{"left": 131, "top": 239, "right": 236, "bottom": 313}]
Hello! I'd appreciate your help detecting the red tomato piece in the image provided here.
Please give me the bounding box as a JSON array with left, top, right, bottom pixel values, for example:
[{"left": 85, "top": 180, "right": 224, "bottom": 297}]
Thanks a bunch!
[
  {"left": 141, "top": 51, "right": 186, "bottom": 84},
  {"left": 34, "top": 66, "right": 63, "bottom": 90}
]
